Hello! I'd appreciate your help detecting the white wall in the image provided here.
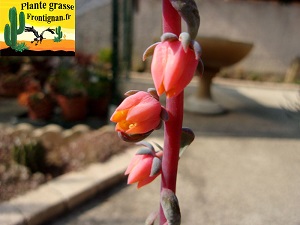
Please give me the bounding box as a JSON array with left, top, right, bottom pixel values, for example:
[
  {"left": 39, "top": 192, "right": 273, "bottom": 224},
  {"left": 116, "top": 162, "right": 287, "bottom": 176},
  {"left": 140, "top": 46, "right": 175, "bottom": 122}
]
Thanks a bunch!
[
  {"left": 198, "top": 0, "right": 300, "bottom": 74},
  {"left": 76, "top": 0, "right": 300, "bottom": 75},
  {"left": 76, "top": 1, "right": 112, "bottom": 55}
]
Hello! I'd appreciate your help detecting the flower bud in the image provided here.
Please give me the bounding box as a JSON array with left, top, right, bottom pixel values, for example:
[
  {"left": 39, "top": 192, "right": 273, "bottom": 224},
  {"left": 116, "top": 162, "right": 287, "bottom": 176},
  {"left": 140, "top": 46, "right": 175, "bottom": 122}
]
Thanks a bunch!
[
  {"left": 110, "top": 91, "right": 162, "bottom": 136},
  {"left": 150, "top": 34, "right": 199, "bottom": 98},
  {"left": 125, "top": 144, "right": 163, "bottom": 188}
]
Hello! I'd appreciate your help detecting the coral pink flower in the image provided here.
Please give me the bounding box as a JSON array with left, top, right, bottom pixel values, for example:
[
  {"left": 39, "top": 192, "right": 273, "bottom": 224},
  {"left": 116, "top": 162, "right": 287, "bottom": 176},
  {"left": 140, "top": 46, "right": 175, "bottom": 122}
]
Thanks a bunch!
[
  {"left": 151, "top": 38, "right": 198, "bottom": 98},
  {"left": 110, "top": 91, "right": 162, "bottom": 135},
  {"left": 125, "top": 151, "right": 163, "bottom": 188}
]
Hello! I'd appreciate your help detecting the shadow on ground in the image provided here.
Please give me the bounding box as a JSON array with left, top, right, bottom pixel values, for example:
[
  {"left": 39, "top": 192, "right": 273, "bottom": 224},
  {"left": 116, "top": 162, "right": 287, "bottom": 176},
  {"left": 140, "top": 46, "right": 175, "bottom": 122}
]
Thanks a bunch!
[
  {"left": 43, "top": 79, "right": 300, "bottom": 225},
  {"left": 183, "top": 84, "right": 299, "bottom": 139}
]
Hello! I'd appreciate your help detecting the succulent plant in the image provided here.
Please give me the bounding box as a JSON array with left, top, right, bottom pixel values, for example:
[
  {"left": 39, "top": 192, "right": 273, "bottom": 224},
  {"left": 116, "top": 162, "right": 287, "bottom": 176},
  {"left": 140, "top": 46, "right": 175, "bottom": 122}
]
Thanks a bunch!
[{"left": 12, "top": 141, "right": 46, "bottom": 173}]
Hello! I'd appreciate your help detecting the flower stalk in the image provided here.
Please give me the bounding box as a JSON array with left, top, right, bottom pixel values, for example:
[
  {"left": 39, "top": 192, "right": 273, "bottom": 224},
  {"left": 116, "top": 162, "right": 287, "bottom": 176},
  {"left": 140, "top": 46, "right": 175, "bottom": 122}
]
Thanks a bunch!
[
  {"left": 160, "top": 93, "right": 183, "bottom": 224},
  {"left": 110, "top": 0, "right": 201, "bottom": 224},
  {"left": 160, "top": 1, "right": 183, "bottom": 224}
]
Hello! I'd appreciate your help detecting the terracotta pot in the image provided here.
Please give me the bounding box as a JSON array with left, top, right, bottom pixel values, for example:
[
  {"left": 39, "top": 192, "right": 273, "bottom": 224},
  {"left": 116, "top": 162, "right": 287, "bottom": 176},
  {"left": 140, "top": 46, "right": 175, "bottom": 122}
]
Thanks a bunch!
[
  {"left": 56, "top": 95, "right": 88, "bottom": 121},
  {"left": 28, "top": 98, "right": 54, "bottom": 120}
]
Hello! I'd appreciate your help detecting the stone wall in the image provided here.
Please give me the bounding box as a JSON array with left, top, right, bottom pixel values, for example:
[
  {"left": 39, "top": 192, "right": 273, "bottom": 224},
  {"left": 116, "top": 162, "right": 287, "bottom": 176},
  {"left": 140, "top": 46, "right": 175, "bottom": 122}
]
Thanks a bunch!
[
  {"left": 76, "top": 1, "right": 112, "bottom": 55},
  {"left": 197, "top": 0, "right": 300, "bottom": 74},
  {"left": 76, "top": 0, "right": 300, "bottom": 75}
]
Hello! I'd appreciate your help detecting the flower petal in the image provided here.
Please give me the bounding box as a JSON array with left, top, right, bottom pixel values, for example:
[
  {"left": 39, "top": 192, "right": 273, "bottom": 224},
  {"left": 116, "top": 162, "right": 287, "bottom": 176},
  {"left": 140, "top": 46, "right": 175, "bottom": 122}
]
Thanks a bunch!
[
  {"left": 151, "top": 42, "right": 170, "bottom": 95},
  {"left": 127, "top": 100, "right": 161, "bottom": 122},
  {"left": 115, "top": 91, "right": 148, "bottom": 111},
  {"left": 164, "top": 43, "right": 198, "bottom": 97},
  {"left": 110, "top": 109, "right": 128, "bottom": 122},
  {"left": 127, "top": 156, "right": 153, "bottom": 184},
  {"left": 137, "top": 172, "right": 160, "bottom": 189},
  {"left": 168, "top": 56, "right": 198, "bottom": 97},
  {"left": 125, "top": 154, "right": 145, "bottom": 175},
  {"left": 127, "top": 118, "right": 161, "bottom": 134}
]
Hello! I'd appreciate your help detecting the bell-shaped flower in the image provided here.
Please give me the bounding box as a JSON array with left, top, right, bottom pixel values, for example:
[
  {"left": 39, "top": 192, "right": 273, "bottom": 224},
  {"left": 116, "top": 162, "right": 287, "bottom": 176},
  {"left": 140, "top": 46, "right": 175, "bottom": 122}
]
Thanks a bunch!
[
  {"left": 110, "top": 91, "right": 162, "bottom": 136},
  {"left": 125, "top": 142, "right": 163, "bottom": 188},
  {"left": 144, "top": 32, "right": 202, "bottom": 98}
]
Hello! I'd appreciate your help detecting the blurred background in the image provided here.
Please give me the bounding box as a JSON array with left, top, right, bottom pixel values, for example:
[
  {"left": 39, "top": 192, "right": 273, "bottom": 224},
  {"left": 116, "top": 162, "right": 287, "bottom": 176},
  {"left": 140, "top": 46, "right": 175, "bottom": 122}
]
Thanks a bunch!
[
  {"left": 77, "top": 0, "right": 300, "bottom": 80},
  {"left": 1, "top": 0, "right": 300, "bottom": 224},
  {"left": 2, "top": 0, "right": 300, "bottom": 122}
]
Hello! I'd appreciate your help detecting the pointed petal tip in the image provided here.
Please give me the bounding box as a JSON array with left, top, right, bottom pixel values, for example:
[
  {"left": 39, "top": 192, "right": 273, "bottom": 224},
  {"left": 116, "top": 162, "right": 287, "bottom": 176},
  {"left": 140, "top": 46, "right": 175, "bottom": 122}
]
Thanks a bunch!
[
  {"left": 124, "top": 170, "right": 129, "bottom": 175},
  {"left": 136, "top": 147, "right": 154, "bottom": 156},
  {"left": 191, "top": 40, "right": 202, "bottom": 60},
  {"left": 150, "top": 157, "right": 161, "bottom": 177},
  {"left": 124, "top": 90, "right": 139, "bottom": 97},
  {"left": 136, "top": 141, "right": 155, "bottom": 152},
  {"left": 198, "top": 59, "right": 204, "bottom": 76},
  {"left": 161, "top": 32, "right": 178, "bottom": 42},
  {"left": 179, "top": 32, "right": 191, "bottom": 53},
  {"left": 143, "top": 42, "right": 159, "bottom": 61},
  {"left": 145, "top": 211, "right": 159, "bottom": 225},
  {"left": 147, "top": 88, "right": 159, "bottom": 101}
]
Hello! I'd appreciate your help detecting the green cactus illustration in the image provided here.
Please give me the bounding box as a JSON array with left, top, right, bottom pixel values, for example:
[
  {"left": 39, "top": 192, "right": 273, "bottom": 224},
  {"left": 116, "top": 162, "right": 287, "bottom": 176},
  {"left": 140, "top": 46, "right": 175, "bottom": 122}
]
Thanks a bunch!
[
  {"left": 14, "top": 42, "right": 29, "bottom": 52},
  {"left": 4, "top": 7, "right": 25, "bottom": 50},
  {"left": 54, "top": 26, "right": 63, "bottom": 42}
]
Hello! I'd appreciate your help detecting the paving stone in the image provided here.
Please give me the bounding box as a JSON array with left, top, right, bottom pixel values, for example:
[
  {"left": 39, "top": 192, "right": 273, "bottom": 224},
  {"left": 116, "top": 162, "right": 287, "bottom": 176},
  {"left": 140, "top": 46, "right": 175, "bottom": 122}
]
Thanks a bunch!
[
  {"left": 0, "top": 146, "right": 138, "bottom": 225},
  {"left": 8, "top": 185, "right": 66, "bottom": 225},
  {"left": 81, "top": 147, "right": 138, "bottom": 190},
  {"left": 46, "top": 171, "right": 99, "bottom": 210},
  {"left": 46, "top": 147, "right": 137, "bottom": 210},
  {"left": 0, "top": 202, "right": 25, "bottom": 225}
]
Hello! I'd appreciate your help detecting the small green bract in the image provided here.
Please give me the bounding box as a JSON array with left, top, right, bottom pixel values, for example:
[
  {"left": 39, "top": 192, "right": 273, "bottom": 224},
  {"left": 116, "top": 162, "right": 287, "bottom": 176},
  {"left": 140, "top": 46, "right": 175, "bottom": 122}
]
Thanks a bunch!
[
  {"left": 13, "top": 42, "right": 28, "bottom": 52},
  {"left": 53, "top": 36, "right": 62, "bottom": 42}
]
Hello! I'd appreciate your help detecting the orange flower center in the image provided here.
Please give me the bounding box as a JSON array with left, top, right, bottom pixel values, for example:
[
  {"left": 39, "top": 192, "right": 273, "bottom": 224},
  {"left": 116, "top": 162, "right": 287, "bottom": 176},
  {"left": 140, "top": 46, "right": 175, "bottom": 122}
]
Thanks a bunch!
[{"left": 118, "top": 120, "right": 137, "bottom": 131}]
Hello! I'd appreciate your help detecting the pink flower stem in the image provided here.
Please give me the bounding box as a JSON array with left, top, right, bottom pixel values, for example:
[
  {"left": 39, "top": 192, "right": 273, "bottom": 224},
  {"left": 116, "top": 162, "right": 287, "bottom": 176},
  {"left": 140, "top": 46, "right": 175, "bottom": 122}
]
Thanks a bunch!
[{"left": 160, "top": 1, "right": 182, "bottom": 224}]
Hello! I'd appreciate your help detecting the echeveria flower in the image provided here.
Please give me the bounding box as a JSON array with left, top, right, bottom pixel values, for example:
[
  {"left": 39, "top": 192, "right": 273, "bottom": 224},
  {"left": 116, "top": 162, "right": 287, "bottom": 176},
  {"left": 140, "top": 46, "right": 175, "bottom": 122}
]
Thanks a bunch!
[
  {"left": 110, "top": 91, "right": 162, "bottom": 136},
  {"left": 150, "top": 33, "right": 199, "bottom": 98},
  {"left": 125, "top": 143, "right": 163, "bottom": 188}
]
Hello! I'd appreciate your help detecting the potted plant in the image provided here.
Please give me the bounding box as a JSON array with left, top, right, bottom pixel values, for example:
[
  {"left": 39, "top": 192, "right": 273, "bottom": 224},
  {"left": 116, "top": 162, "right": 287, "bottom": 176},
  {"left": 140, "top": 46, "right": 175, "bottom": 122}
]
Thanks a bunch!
[
  {"left": 0, "top": 57, "right": 27, "bottom": 97},
  {"left": 49, "top": 62, "right": 88, "bottom": 121},
  {"left": 0, "top": 57, "right": 24, "bottom": 74},
  {"left": 0, "top": 74, "right": 24, "bottom": 97},
  {"left": 26, "top": 57, "right": 54, "bottom": 87},
  {"left": 86, "top": 67, "right": 112, "bottom": 118},
  {"left": 18, "top": 79, "right": 54, "bottom": 120}
]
